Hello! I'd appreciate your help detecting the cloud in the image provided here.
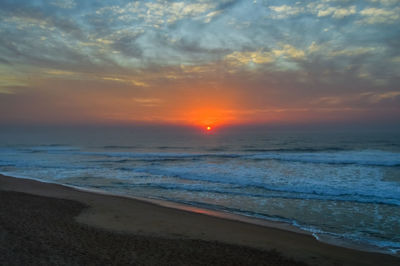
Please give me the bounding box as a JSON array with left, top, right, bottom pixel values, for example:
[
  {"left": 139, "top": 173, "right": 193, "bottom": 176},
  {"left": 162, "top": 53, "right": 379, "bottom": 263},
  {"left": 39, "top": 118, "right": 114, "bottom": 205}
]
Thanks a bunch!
[
  {"left": 102, "top": 77, "right": 148, "bottom": 87},
  {"left": 364, "top": 91, "right": 400, "bottom": 103},
  {"left": 312, "top": 96, "right": 344, "bottom": 105},
  {"left": 306, "top": 42, "right": 380, "bottom": 60},
  {"left": 0, "top": 64, "right": 30, "bottom": 94},
  {"left": 51, "top": 0, "right": 76, "bottom": 9},
  {"left": 272, "top": 45, "right": 306, "bottom": 59},
  {"left": 108, "top": 34, "right": 143, "bottom": 58},
  {"left": 308, "top": 42, "right": 321, "bottom": 53},
  {"left": 146, "top": 2, "right": 213, "bottom": 24},
  {"left": 270, "top": 3, "right": 357, "bottom": 19},
  {"left": 225, "top": 44, "right": 305, "bottom": 67},
  {"left": 96, "top": 1, "right": 216, "bottom": 27},
  {"left": 368, "top": 0, "right": 400, "bottom": 6},
  {"left": 269, "top": 5, "right": 304, "bottom": 19},
  {"left": 310, "top": 90, "right": 400, "bottom": 109},
  {"left": 132, "top": 97, "right": 162, "bottom": 107},
  {"left": 1, "top": 0, "right": 399, "bottom": 125},
  {"left": 359, "top": 7, "right": 400, "bottom": 24},
  {"left": 225, "top": 51, "right": 275, "bottom": 66},
  {"left": 203, "top": 10, "right": 222, "bottom": 23},
  {"left": 44, "top": 69, "right": 77, "bottom": 76},
  {"left": 316, "top": 5, "right": 356, "bottom": 18},
  {"left": 3, "top": 14, "right": 51, "bottom": 30},
  {"left": 327, "top": 47, "right": 377, "bottom": 57},
  {"left": 269, "top": 1, "right": 399, "bottom": 23}
]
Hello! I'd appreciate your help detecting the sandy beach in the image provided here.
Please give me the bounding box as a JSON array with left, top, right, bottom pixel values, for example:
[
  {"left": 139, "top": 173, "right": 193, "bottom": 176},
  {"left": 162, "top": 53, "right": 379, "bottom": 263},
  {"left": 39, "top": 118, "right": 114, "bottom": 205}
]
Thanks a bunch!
[{"left": 1, "top": 174, "right": 399, "bottom": 266}]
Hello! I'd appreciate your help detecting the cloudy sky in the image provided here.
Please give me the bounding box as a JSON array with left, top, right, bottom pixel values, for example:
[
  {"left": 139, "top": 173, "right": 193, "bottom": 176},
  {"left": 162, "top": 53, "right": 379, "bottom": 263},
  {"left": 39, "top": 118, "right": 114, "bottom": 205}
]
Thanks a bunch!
[{"left": 0, "top": 0, "right": 399, "bottom": 127}]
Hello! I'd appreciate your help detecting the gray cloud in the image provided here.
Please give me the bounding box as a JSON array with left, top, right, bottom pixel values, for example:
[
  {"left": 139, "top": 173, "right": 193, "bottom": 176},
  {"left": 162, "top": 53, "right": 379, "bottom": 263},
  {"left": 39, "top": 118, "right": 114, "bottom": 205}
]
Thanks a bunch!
[{"left": 0, "top": 0, "right": 399, "bottom": 125}]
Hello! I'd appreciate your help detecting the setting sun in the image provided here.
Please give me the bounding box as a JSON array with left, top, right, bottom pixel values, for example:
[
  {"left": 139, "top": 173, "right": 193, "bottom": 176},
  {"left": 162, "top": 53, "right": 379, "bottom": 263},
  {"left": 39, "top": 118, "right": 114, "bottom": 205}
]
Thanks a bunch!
[{"left": 206, "top": 126, "right": 212, "bottom": 131}]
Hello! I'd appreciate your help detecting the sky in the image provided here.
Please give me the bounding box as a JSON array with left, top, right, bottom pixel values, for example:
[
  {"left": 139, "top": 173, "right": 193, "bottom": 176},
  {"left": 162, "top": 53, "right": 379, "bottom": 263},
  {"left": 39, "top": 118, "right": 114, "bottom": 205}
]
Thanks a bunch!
[{"left": 0, "top": 0, "right": 399, "bottom": 128}]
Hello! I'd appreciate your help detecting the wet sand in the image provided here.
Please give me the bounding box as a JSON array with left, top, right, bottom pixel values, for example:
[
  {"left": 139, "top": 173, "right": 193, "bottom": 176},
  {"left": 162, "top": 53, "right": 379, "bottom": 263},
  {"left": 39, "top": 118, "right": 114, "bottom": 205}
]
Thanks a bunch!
[{"left": 1, "top": 174, "right": 399, "bottom": 266}]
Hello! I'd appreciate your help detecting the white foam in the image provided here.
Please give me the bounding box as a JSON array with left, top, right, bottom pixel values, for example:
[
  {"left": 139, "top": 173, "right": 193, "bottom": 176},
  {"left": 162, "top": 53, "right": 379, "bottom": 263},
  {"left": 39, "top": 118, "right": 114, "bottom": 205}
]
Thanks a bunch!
[{"left": 247, "top": 150, "right": 400, "bottom": 166}]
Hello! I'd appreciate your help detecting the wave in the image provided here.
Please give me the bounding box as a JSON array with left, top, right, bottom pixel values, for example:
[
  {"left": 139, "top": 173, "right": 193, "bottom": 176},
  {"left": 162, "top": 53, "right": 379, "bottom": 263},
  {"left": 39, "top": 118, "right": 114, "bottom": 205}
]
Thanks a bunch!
[
  {"left": 241, "top": 147, "right": 346, "bottom": 153},
  {"left": 102, "top": 145, "right": 138, "bottom": 149},
  {"left": 156, "top": 146, "right": 192, "bottom": 150},
  {"left": 102, "top": 145, "right": 193, "bottom": 151},
  {"left": 38, "top": 144, "right": 67, "bottom": 147},
  {"left": 77, "top": 149, "right": 400, "bottom": 167},
  {"left": 19, "top": 145, "right": 80, "bottom": 153},
  {"left": 0, "top": 162, "right": 15, "bottom": 167},
  {"left": 75, "top": 151, "right": 240, "bottom": 160},
  {"left": 125, "top": 182, "right": 400, "bottom": 206},
  {"left": 124, "top": 163, "right": 400, "bottom": 206},
  {"left": 3, "top": 145, "right": 399, "bottom": 167},
  {"left": 2, "top": 142, "right": 399, "bottom": 255},
  {"left": 245, "top": 150, "right": 400, "bottom": 166}
]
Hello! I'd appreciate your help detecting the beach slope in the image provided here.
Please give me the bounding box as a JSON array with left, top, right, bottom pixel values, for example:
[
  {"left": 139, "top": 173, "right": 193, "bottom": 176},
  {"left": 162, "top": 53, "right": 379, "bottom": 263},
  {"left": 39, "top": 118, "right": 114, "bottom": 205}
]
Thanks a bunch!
[{"left": 1, "top": 174, "right": 399, "bottom": 266}]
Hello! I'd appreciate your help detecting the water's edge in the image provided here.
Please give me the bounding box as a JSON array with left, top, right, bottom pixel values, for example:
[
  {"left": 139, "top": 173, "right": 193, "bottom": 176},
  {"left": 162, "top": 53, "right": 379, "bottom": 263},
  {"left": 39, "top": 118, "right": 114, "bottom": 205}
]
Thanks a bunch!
[{"left": 2, "top": 173, "right": 398, "bottom": 257}]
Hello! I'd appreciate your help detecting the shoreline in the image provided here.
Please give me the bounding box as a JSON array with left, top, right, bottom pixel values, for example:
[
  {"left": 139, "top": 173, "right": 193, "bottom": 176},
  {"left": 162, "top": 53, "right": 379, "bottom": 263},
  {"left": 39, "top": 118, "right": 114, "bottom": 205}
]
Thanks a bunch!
[
  {"left": 1, "top": 174, "right": 399, "bottom": 266},
  {"left": 62, "top": 183, "right": 400, "bottom": 256},
  {"left": 1, "top": 172, "right": 311, "bottom": 235},
  {"left": 1, "top": 172, "right": 396, "bottom": 256}
]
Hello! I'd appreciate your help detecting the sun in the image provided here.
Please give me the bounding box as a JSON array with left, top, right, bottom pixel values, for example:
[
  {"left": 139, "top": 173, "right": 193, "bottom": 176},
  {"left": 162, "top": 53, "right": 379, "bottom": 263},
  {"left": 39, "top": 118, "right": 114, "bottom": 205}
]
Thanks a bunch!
[{"left": 206, "top": 126, "right": 212, "bottom": 131}]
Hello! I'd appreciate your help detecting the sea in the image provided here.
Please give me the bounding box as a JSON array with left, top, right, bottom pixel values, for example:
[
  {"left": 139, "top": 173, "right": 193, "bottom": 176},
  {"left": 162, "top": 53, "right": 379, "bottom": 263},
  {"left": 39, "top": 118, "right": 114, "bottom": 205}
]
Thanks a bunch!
[{"left": 0, "top": 125, "right": 399, "bottom": 255}]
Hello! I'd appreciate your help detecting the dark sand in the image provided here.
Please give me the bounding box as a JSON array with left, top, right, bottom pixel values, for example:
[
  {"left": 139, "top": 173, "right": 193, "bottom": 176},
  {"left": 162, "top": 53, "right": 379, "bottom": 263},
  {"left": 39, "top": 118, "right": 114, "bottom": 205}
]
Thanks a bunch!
[{"left": 1, "top": 174, "right": 399, "bottom": 266}]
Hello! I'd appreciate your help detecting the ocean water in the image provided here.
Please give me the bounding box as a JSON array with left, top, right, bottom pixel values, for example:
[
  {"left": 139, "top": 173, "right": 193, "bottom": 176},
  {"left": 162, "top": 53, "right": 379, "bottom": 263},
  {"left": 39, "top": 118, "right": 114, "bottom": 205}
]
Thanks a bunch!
[{"left": 0, "top": 126, "right": 399, "bottom": 254}]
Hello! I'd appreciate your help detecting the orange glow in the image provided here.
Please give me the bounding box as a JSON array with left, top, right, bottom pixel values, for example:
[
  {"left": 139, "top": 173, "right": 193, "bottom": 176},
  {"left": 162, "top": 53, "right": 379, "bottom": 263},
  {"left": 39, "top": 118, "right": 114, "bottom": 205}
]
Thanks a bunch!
[
  {"left": 180, "top": 107, "right": 237, "bottom": 127},
  {"left": 206, "top": 126, "right": 212, "bottom": 131}
]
